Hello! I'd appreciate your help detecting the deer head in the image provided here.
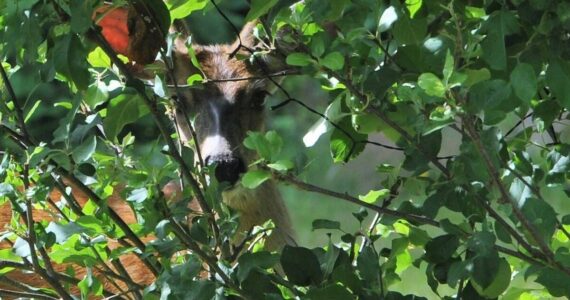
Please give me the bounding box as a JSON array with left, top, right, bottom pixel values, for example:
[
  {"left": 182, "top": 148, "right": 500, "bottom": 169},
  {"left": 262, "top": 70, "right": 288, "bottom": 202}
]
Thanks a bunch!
[
  {"left": 95, "top": 6, "right": 295, "bottom": 248},
  {"left": 169, "top": 24, "right": 295, "bottom": 248},
  {"left": 169, "top": 23, "right": 277, "bottom": 185}
]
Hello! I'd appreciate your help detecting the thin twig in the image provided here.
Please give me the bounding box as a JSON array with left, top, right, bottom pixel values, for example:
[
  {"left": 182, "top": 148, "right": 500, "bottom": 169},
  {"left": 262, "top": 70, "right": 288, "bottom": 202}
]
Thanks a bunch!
[
  {"left": 476, "top": 196, "right": 544, "bottom": 260},
  {"left": 494, "top": 245, "right": 543, "bottom": 266},
  {"left": 504, "top": 113, "right": 533, "bottom": 138},
  {"left": 503, "top": 164, "right": 543, "bottom": 200},
  {"left": 208, "top": 0, "right": 253, "bottom": 57},
  {"left": 0, "top": 276, "right": 58, "bottom": 299},
  {"left": 0, "top": 62, "right": 35, "bottom": 145},
  {"left": 86, "top": 25, "right": 214, "bottom": 225},
  {"left": 463, "top": 119, "right": 570, "bottom": 276},
  {"left": 359, "top": 178, "right": 402, "bottom": 253},
  {"left": 169, "top": 70, "right": 299, "bottom": 87},
  {"left": 24, "top": 194, "right": 73, "bottom": 299},
  {"left": 0, "top": 289, "right": 59, "bottom": 300},
  {"left": 265, "top": 166, "right": 439, "bottom": 227},
  {"left": 559, "top": 223, "right": 570, "bottom": 241},
  {"left": 317, "top": 64, "right": 452, "bottom": 177},
  {"left": 19, "top": 163, "right": 73, "bottom": 300},
  {"left": 271, "top": 98, "right": 405, "bottom": 154},
  {"left": 166, "top": 216, "right": 247, "bottom": 297},
  {"left": 55, "top": 169, "right": 161, "bottom": 276}
]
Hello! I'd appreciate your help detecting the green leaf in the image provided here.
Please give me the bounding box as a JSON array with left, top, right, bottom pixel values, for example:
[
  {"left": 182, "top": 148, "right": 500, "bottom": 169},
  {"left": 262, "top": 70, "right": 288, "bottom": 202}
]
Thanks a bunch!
[
  {"left": 127, "top": 188, "right": 148, "bottom": 203},
  {"left": 103, "top": 92, "right": 149, "bottom": 141},
  {"left": 70, "top": 0, "right": 95, "bottom": 33},
  {"left": 351, "top": 113, "right": 384, "bottom": 134},
  {"left": 267, "top": 159, "right": 293, "bottom": 171},
  {"left": 85, "top": 82, "right": 109, "bottom": 108},
  {"left": 321, "top": 52, "right": 344, "bottom": 71},
  {"left": 464, "top": 68, "right": 491, "bottom": 87},
  {"left": 521, "top": 197, "right": 557, "bottom": 244},
  {"left": 546, "top": 58, "right": 570, "bottom": 110},
  {"left": 45, "top": 222, "right": 83, "bottom": 243},
  {"left": 395, "top": 248, "right": 412, "bottom": 275},
  {"left": 50, "top": 235, "right": 98, "bottom": 265},
  {"left": 379, "top": 6, "right": 398, "bottom": 32},
  {"left": 186, "top": 73, "right": 203, "bottom": 86},
  {"left": 536, "top": 268, "right": 570, "bottom": 297},
  {"left": 357, "top": 246, "right": 381, "bottom": 289},
  {"left": 467, "top": 79, "right": 511, "bottom": 113},
  {"left": 510, "top": 63, "right": 537, "bottom": 103},
  {"left": 53, "top": 94, "right": 82, "bottom": 143},
  {"left": 331, "top": 264, "right": 362, "bottom": 294},
  {"left": 546, "top": 148, "right": 570, "bottom": 185},
  {"left": 471, "top": 251, "right": 500, "bottom": 289},
  {"left": 418, "top": 73, "right": 445, "bottom": 97},
  {"left": 237, "top": 251, "right": 279, "bottom": 282},
  {"left": 306, "top": 284, "right": 353, "bottom": 300},
  {"left": 243, "top": 131, "right": 283, "bottom": 161},
  {"left": 330, "top": 119, "right": 366, "bottom": 163},
  {"left": 0, "top": 183, "right": 15, "bottom": 199},
  {"left": 280, "top": 245, "right": 323, "bottom": 286},
  {"left": 393, "top": 15, "right": 427, "bottom": 45},
  {"left": 447, "top": 260, "right": 471, "bottom": 288},
  {"left": 53, "top": 35, "right": 90, "bottom": 90},
  {"left": 78, "top": 269, "right": 103, "bottom": 299},
  {"left": 76, "top": 216, "right": 107, "bottom": 236},
  {"left": 167, "top": 0, "right": 207, "bottom": 20},
  {"left": 479, "top": 11, "right": 519, "bottom": 70},
  {"left": 245, "top": 0, "right": 278, "bottom": 21},
  {"left": 72, "top": 136, "right": 97, "bottom": 163},
  {"left": 467, "top": 231, "right": 496, "bottom": 255},
  {"left": 241, "top": 269, "right": 280, "bottom": 296},
  {"left": 402, "top": 131, "right": 442, "bottom": 173},
  {"left": 185, "top": 281, "right": 216, "bottom": 300},
  {"left": 87, "top": 47, "right": 111, "bottom": 68},
  {"left": 286, "top": 52, "right": 314, "bottom": 67},
  {"left": 24, "top": 99, "right": 41, "bottom": 123},
  {"left": 304, "top": 100, "right": 342, "bottom": 147},
  {"left": 406, "top": 0, "right": 423, "bottom": 18},
  {"left": 310, "top": 34, "right": 325, "bottom": 57},
  {"left": 241, "top": 170, "right": 271, "bottom": 189},
  {"left": 141, "top": 0, "right": 171, "bottom": 37},
  {"left": 352, "top": 207, "right": 368, "bottom": 223},
  {"left": 471, "top": 258, "right": 511, "bottom": 298},
  {"left": 358, "top": 189, "right": 390, "bottom": 204},
  {"left": 424, "top": 234, "right": 459, "bottom": 263},
  {"left": 312, "top": 219, "right": 341, "bottom": 231},
  {"left": 443, "top": 50, "right": 454, "bottom": 84}
]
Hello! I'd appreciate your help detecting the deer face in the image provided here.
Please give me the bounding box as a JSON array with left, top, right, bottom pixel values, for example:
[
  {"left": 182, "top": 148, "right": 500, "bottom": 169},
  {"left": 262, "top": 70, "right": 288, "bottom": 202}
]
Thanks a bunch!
[
  {"left": 170, "top": 26, "right": 278, "bottom": 186},
  {"left": 95, "top": 7, "right": 283, "bottom": 187}
]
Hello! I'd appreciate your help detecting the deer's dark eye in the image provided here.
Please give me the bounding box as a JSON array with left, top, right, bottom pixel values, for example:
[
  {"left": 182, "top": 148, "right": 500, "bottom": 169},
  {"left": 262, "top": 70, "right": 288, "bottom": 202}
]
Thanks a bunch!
[{"left": 250, "top": 90, "right": 268, "bottom": 110}]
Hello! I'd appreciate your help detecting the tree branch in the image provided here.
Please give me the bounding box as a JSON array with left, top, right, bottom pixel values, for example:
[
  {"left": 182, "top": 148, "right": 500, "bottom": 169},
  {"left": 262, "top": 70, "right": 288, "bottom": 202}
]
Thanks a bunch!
[
  {"left": 85, "top": 25, "right": 216, "bottom": 233},
  {"left": 0, "top": 62, "right": 35, "bottom": 145},
  {"left": 0, "top": 289, "right": 59, "bottom": 300},
  {"left": 463, "top": 119, "right": 570, "bottom": 276},
  {"left": 264, "top": 166, "right": 439, "bottom": 227}
]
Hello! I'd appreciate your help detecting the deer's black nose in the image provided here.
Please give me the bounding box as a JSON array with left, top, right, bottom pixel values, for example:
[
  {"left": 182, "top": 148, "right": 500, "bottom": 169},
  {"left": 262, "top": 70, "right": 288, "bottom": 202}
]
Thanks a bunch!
[{"left": 205, "top": 155, "right": 246, "bottom": 185}]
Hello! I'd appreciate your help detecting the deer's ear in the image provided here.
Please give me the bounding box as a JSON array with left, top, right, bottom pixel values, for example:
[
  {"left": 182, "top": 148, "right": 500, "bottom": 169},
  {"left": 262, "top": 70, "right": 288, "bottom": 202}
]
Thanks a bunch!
[
  {"left": 234, "top": 22, "right": 295, "bottom": 76},
  {"left": 95, "top": 6, "right": 130, "bottom": 56},
  {"left": 236, "top": 22, "right": 258, "bottom": 49},
  {"left": 94, "top": 4, "right": 165, "bottom": 65}
]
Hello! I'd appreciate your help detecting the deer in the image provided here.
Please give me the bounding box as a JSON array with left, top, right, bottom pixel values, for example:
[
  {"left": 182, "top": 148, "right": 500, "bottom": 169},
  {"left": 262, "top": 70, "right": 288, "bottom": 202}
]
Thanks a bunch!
[{"left": 0, "top": 3, "right": 294, "bottom": 297}]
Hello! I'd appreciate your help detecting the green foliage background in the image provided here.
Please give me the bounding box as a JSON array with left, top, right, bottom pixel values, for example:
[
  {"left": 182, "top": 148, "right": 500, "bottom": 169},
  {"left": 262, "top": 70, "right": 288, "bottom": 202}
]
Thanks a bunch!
[{"left": 1, "top": 0, "right": 570, "bottom": 299}]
